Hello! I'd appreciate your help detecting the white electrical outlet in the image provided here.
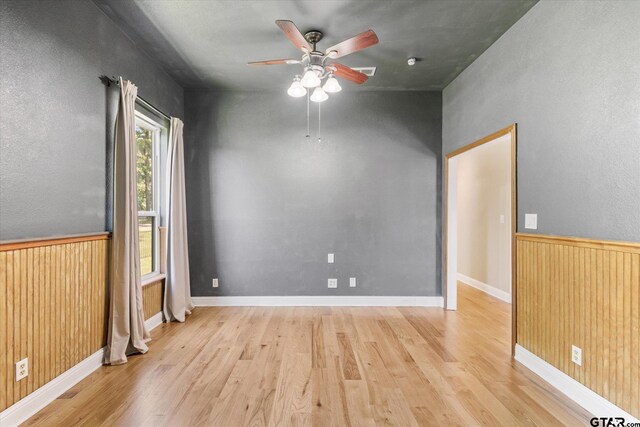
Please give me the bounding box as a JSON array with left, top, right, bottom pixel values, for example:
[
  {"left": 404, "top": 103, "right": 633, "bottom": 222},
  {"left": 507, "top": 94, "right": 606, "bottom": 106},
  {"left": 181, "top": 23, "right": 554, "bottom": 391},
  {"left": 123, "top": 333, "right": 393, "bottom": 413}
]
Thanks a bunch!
[
  {"left": 571, "top": 345, "right": 582, "bottom": 366},
  {"left": 328, "top": 278, "right": 337, "bottom": 288},
  {"left": 212, "top": 278, "right": 219, "bottom": 288},
  {"left": 524, "top": 213, "right": 538, "bottom": 230},
  {"left": 499, "top": 214, "right": 505, "bottom": 224},
  {"left": 328, "top": 253, "right": 334, "bottom": 264},
  {"left": 349, "top": 277, "right": 356, "bottom": 288},
  {"left": 16, "top": 358, "right": 28, "bottom": 381}
]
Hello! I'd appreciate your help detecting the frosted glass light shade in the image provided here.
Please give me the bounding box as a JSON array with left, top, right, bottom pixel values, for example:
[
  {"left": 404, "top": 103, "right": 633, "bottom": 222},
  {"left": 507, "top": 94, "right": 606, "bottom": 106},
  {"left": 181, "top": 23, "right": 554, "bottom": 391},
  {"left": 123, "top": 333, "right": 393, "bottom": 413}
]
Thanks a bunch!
[
  {"left": 287, "top": 79, "right": 307, "bottom": 97},
  {"left": 300, "top": 69, "right": 321, "bottom": 88},
  {"left": 310, "top": 87, "right": 328, "bottom": 102},
  {"left": 323, "top": 76, "right": 342, "bottom": 93}
]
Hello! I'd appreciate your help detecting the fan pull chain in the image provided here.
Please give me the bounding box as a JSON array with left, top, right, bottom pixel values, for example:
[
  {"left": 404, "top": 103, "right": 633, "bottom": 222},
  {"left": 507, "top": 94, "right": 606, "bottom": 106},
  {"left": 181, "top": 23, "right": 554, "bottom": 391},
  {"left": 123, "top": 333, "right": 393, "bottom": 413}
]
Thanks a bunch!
[
  {"left": 306, "top": 92, "right": 310, "bottom": 138},
  {"left": 318, "top": 102, "right": 322, "bottom": 143}
]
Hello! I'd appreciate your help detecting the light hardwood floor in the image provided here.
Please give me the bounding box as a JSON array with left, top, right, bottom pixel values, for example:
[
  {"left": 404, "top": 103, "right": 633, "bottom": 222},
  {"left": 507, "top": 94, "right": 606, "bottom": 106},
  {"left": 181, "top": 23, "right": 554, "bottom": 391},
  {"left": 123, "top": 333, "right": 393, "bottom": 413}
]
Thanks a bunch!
[{"left": 24, "top": 283, "right": 591, "bottom": 426}]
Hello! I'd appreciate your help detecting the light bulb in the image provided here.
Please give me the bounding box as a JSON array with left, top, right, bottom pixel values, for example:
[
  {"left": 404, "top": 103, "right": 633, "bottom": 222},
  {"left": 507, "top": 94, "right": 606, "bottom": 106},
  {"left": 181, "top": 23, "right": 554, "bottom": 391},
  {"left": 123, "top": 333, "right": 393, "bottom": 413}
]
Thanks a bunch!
[
  {"left": 300, "top": 69, "right": 321, "bottom": 88},
  {"left": 323, "top": 76, "right": 342, "bottom": 93},
  {"left": 310, "top": 86, "right": 328, "bottom": 103},
  {"left": 287, "top": 78, "right": 307, "bottom": 97}
]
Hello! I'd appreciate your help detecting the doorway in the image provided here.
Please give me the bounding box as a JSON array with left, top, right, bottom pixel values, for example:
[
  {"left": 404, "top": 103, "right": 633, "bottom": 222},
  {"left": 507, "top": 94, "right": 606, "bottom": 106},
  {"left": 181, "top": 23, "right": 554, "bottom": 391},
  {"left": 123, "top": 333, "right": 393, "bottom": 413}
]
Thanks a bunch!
[{"left": 444, "top": 124, "right": 517, "bottom": 352}]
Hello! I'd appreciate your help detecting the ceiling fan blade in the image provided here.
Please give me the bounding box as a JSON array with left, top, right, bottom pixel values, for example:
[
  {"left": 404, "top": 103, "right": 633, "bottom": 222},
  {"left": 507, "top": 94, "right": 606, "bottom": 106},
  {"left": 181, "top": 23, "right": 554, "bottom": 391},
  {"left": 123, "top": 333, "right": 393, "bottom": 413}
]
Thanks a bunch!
[
  {"left": 325, "top": 30, "right": 379, "bottom": 59},
  {"left": 275, "top": 20, "right": 312, "bottom": 52},
  {"left": 247, "top": 59, "right": 300, "bottom": 66},
  {"left": 329, "top": 63, "right": 369, "bottom": 84}
]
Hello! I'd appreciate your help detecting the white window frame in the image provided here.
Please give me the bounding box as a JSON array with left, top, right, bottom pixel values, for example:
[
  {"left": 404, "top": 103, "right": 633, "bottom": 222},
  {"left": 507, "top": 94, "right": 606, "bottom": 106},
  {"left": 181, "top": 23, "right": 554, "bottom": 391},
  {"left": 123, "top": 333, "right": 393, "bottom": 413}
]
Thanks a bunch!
[{"left": 135, "top": 111, "right": 163, "bottom": 279}]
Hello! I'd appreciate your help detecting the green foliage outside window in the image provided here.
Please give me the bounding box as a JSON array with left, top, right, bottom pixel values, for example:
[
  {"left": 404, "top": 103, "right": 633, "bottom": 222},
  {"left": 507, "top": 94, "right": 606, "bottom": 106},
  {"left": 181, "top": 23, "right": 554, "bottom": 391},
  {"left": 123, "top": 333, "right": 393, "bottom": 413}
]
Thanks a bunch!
[
  {"left": 136, "top": 126, "right": 153, "bottom": 212},
  {"left": 136, "top": 124, "right": 155, "bottom": 275}
]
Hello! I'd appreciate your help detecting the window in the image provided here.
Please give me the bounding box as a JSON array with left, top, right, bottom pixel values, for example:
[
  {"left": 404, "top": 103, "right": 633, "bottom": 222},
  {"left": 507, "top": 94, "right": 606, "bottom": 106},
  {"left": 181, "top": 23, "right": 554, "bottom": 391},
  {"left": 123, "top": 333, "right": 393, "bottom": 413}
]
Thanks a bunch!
[{"left": 135, "top": 113, "right": 162, "bottom": 277}]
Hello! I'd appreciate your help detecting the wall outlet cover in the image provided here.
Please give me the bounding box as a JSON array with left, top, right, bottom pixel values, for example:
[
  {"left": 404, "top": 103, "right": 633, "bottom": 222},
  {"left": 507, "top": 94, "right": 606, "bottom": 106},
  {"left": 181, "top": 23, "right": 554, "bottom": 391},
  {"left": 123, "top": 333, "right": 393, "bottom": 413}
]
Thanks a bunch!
[
  {"left": 524, "top": 213, "right": 538, "bottom": 230},
  {"left": 16, "top": 358, "right": 28, "bottom": 381},
  {"left": 212, "top": 278, "right": 219, "bottom": 288},
  {"left": 328, "top": 253, "right": 334, "bottom": 264},
  {"left": 349, "top": 277, "right": 356, "bottom": 287},
  {"left": 328, "top": 278, "right": 337, "bottom": 288},
  {"left": 571, "top": 345, "right": 582, "bottom": 366}
]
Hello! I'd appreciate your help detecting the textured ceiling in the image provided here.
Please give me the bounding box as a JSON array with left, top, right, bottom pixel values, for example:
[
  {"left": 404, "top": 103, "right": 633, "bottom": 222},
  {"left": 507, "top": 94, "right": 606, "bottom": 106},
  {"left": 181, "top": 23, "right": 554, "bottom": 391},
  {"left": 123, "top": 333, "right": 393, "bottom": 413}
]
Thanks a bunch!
[{"left": 94, "top": 0, "right": 537, "bottom": 91}]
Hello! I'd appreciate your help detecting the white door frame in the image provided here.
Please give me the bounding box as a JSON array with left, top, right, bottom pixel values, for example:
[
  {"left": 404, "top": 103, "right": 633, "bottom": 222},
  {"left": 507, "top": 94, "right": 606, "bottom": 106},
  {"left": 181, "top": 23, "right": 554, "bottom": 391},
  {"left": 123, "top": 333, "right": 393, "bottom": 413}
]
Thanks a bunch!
[{"left": 444, "top": 124, "right": 517, "bottom": 353}]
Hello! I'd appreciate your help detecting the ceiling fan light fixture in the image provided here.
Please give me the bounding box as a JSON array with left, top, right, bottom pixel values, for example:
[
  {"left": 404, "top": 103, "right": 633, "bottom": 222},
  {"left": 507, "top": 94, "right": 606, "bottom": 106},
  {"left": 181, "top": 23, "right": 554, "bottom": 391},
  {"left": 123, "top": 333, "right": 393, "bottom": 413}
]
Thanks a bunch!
[
  {"left": 310, "top": 86, "right": 329, "bottom": 102},
  {"left": 287, "top": 77, "right": 307, "bottom": 97},
  {"left": 323, "top": 76, "right": 342, "bottom": 93},
  {"left": 301, "top": 68, "right": 321, "bottom": 88}
]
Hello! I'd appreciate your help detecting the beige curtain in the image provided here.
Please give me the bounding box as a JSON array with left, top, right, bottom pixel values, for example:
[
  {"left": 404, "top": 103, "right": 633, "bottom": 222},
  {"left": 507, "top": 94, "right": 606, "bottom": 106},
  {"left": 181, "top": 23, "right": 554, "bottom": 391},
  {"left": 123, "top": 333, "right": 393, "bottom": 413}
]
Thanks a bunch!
[
  {"left": 164, "top": 118, "right": 194, "bottom": 322},
  {"left": 106, "top": 78, "right": 151, "bottom": 365}
]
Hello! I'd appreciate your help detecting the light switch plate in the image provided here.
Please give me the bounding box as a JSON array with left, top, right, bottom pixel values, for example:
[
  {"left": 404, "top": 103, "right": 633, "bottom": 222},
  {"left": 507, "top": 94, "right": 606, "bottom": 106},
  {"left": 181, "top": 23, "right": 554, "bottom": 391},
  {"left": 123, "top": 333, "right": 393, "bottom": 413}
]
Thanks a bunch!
[
  {"left": 328, "top": 278, "right": 337, "bottom": 288},
  {"left": 328, "top": 253, "right": 334, "bottom": 264},
  {"left": 499, "top": 214, "right": 505, "bottom": 224},
  {"left": 524, "top": 213, "right": 538, "bottom": 230},
  {"left": 349, "top": 277, "right": 356, "bottom": 288}
]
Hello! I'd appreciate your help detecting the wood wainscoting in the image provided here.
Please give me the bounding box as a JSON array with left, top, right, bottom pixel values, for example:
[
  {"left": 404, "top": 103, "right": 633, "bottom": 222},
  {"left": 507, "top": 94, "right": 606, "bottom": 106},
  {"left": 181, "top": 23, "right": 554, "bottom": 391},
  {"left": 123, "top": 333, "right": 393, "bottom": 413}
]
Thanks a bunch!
[
  {"left": 516, "top": 233, "right": 639, "bottom": 418},
  {"left": 142, "top": 279, "right": 164, "bottom": 320},
  {"left": 0, "top": 233, "right": 110, "bottom": 411},
  {"left": 0, "top": 233, "right": 165, "bottom": 412}
]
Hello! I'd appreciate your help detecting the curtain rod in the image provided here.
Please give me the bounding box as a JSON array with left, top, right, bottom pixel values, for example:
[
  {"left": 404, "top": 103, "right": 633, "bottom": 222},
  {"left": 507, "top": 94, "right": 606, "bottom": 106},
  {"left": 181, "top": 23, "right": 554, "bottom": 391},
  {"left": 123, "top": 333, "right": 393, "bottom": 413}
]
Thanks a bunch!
[{"left": 99, "top": 75, "right": 172, "bottom": 121}]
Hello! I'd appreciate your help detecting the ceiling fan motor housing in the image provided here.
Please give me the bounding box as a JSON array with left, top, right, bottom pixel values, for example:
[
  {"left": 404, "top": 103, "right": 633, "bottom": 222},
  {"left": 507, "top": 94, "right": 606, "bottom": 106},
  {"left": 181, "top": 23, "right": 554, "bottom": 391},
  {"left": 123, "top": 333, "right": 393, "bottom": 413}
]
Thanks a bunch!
[{"left": 307, "top": 54, "right": 325, "bottom": 68}]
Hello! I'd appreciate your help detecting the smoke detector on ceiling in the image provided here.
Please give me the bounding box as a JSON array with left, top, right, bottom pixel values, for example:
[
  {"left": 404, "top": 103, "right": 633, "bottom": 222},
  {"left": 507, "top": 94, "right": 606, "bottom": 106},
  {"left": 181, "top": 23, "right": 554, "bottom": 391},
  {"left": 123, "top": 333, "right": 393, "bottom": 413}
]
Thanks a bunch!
[
  {"left": 407, "top": 58, "right": 417, "bottom": 66},
  {"left": 352, "top": 67, "right": 376, "bottom": 77}
]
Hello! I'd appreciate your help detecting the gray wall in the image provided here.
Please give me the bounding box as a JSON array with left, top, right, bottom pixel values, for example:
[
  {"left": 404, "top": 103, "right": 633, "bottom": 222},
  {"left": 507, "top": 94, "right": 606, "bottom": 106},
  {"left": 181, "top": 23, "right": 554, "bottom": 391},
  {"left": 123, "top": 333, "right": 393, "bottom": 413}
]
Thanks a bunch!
[
  {"left": 443, "top": 0, "right": 640, "bottom": 242},
  {"left": 0, "top": 0, "right": 184, "bottom": 240},
  {"left": 184, "top": 91, "right": 442, "bottom": 296}
]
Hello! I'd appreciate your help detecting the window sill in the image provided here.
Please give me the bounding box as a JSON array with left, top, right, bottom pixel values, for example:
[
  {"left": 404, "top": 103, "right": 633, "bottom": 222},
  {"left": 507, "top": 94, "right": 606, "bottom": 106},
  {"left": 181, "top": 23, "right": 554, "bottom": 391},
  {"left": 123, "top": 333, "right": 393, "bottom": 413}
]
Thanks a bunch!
[{"left": 142, "top": 273, "right": 165, "bottom": 287}]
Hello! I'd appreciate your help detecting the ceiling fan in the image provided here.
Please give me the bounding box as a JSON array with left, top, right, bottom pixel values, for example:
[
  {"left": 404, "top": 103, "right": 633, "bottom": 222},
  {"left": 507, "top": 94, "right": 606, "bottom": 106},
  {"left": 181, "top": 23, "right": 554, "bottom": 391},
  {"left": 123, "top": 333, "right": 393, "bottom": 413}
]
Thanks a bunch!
[{"left": 248, "top": 20, "right": 379, "bottom": 102}]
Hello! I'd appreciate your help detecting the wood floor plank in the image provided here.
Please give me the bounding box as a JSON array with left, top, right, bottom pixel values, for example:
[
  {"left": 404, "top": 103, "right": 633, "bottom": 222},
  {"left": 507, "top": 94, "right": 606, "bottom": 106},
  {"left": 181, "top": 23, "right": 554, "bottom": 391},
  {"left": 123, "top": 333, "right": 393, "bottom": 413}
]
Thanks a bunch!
[
  {"left": 268, "top": 352, "right": 312, "bottom": 426},
  {"left": 23, "top": 284, "right": 592, "bottom": 426},
  {"left": 336, "top": 332, "right": 362, "bottom": 380}
]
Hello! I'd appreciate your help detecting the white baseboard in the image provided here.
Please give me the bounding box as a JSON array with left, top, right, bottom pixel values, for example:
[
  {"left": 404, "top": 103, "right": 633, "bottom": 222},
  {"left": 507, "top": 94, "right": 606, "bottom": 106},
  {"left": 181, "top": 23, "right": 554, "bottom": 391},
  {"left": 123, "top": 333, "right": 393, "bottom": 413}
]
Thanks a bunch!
[
  {"left": 514, "top": 344, "right": 639, "bottom": 422},
  {"left": 457, "top": 273, "right": 511, "bottom": 303},
  {"left": 192, "top": 295, "right": 444, "bottom": 307},
  {"left": 0, "top": 347, "right": 105, "bottom": 427},
  {"left": 145, "top": 311, "right": 164, "bottom": 331}
]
